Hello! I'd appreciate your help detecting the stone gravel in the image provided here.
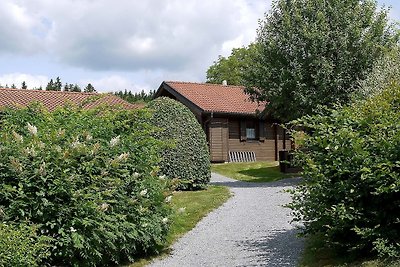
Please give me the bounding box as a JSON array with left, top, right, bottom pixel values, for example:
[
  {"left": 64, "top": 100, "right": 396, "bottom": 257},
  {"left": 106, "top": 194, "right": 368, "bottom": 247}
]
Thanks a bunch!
[{"left": 149, "top": 172, "right": 304, "bottom": 267}]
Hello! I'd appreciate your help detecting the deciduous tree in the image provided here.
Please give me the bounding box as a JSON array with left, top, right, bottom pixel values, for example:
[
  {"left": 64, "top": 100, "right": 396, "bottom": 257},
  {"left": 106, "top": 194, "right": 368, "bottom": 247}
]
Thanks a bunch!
[{"left": 244, "top": 0, "right": 398, "bottom": 122}]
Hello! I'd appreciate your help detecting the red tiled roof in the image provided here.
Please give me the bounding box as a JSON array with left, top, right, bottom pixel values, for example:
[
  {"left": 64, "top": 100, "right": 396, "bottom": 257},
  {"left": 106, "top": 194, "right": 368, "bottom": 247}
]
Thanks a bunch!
[
  {"left": 163, "top": 81, "right": 266, "bottom": 115},
  {"left": 0, "top": 88, "right": 138, "bottom": 111}
]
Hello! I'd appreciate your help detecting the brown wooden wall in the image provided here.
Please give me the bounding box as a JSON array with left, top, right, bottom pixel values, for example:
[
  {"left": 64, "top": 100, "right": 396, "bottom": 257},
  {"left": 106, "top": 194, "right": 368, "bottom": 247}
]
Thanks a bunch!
[
  {"left": 208, "top": 118, "right": 229, "bottom": 162},
  {"left": 208, "top": 117, "right": 291, "bottom": 162}
]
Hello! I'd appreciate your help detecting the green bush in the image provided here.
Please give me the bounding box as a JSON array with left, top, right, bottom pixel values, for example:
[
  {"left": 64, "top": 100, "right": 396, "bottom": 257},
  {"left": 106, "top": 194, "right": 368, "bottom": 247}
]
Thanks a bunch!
[
  {"left": 0, "top": 104, "right": 172, "bottom": 266},
  {"left": 147, "top": 97, "right": 210, "bottom": 190},
  {"left": 0, "top": 223, "right": 52, "bottom": 267},
  {"left": 289, "top": 83, "right": 400, "bottom": 258}
]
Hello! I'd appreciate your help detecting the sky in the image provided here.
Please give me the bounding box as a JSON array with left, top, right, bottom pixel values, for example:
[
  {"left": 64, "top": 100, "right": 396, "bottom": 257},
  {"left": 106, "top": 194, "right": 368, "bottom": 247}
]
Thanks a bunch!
[{"left": 0, "top": 0, "right": 399, "bottom": 93}]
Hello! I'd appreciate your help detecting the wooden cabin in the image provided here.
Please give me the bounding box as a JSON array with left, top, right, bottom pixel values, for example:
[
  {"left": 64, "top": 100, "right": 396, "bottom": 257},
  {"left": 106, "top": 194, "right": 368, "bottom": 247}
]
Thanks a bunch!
[{"left": 155, "top": 81, "right": 291, "bottom": 162}]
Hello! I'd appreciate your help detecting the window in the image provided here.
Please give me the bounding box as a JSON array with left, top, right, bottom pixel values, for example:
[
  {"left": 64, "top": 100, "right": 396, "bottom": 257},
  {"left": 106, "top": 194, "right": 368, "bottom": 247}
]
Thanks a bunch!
[
  {"left": 246, "top": 128, "right": 256, "bottom": 139},
  {"left": 246, "top": 120, "right": 257, "bottom": 140}
]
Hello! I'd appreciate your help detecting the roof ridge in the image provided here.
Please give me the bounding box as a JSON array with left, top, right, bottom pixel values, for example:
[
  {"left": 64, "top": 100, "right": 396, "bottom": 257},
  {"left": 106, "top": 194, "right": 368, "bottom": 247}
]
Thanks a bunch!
[{"left": 164, "top": 81, "right": 245, "bottom": 88}]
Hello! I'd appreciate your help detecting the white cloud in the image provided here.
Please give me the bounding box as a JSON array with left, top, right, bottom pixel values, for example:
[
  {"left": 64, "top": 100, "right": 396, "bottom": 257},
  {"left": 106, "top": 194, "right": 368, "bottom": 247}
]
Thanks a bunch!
[
  {"left": 0, "top": 73, "right": 48, "bottom": 89},
  {"left": 1, "top": 0, "right": 270, "bottom": 71}
]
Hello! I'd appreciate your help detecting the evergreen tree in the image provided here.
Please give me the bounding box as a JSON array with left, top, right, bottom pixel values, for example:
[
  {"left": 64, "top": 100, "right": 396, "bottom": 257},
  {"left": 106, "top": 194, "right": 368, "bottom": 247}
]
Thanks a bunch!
[
  {"left": 84, "top": 83, "right": 96, "bottom": 93},
  {"left": 54, "top": 77, "right": 62, "bottom": 91},
  {"left": 21, "top": 81, "right": 27, "bottom": 89},
  {"left": 11, "top": 84, "right": 16, "bottom": 89},
  {"left": 71, "top": 84, "right": 81, "bottom": 92},
  {"left": 46, "top": 79, "right": 55, "bottom": 91}
]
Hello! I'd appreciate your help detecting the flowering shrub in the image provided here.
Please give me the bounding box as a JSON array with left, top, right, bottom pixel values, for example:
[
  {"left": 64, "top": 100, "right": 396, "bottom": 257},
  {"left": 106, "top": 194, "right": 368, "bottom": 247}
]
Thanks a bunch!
[
  {"left": 0, "top": 104, "right": 172, "bottom": 266},
  {"left": 289, "top": 83, "right": 400, "bottom": 258},
  {"left": 147, "top": 97, "right": 211, "bottom": 190}
]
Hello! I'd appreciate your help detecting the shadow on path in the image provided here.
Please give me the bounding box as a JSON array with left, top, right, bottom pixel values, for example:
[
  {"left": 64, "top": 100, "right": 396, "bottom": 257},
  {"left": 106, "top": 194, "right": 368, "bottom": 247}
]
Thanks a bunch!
[
  {"left": 210, "top": 177, "right": 302, "bottom": 189},
  {"left": 236, "top": 228, "right": 304, "bottom": 267}
]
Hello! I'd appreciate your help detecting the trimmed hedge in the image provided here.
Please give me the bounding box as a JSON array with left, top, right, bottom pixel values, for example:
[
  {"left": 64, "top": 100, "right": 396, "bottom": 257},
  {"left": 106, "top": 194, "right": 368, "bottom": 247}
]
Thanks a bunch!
[
  {"left": 147, "top": 97, "right": 211, "bottom": 190},
  {"left": 0, "top": 104, "right": 172, "bottom": 266},
  {"left": 289, "top": 83, "right": 400, "bottom": 258}
]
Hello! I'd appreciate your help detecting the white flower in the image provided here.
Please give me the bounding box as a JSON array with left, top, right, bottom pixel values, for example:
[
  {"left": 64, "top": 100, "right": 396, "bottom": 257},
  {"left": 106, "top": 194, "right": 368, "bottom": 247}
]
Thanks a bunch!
[
  {"left": 177, "top": 207, "right": 186, "bottom": 214},
  {"left": 109, "top": 135, "right": 120, "bottom": 147},
  {"left": 39, "top": 162, "right": 46, "bottom": 176},
  {"left": 10, "top": 158, "right": 22, "bottom": 173},
  {"left": 57, "top": 129, "right": 65, "bottom": 137},
  {"left": 139, "top": 189, "right": 148, "bottom": 196},
  {"left": 24, "top": 147, "right": 36, "bottom": 157},
  {"left": 86, "top": 134, "right": 93, "bottom": 142},
  {"left": 159, "top": 175, "right": 166, "bottom": 180},
  {"left": 165, "top": 195, "right": 172, "bottom": 203},
  {"left": 12, "top": 131, "right": 23, "bottom": 143},
  {"left": 71, "top": 140, "right": 81, "bottom": 148},
  {"left": 162, "top": 217, "right": 169, "bottom": 224},
  {"left": 70, "top": 227, "right": 77, "bottom": 233},
  {"left": 132, "top": 172, "right": 140, "bottom": 178},
  {"left": 37, "top": 142, "right": 45, "bottom": 149},
  {"left": 100, "top": 203, "right": 109, "bottom": 211},
  {"left": 27, "top": 123, "right": 37, "bottom": 136},
  {"left": 117, "top": 152, "right": 129, "bottom": 162}
]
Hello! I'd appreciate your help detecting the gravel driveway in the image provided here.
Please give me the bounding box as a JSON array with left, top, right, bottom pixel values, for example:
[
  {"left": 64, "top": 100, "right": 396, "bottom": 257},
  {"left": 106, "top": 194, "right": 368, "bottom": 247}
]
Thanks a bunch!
[{"left": 149, "top": 173, "right": 304, "bottom": 267}]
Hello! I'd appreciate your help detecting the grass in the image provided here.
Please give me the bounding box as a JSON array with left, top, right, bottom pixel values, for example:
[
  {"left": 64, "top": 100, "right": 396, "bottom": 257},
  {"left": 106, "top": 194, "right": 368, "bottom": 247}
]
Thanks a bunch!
[
  {"left": 300, "top": 234, "right": 400, "bottom": 267},
  {"left": 211, "top": 161, "right": 298, "bottom": 182},
  {"left": 127, "top": 185, "right": 231, "bottom": 267}
]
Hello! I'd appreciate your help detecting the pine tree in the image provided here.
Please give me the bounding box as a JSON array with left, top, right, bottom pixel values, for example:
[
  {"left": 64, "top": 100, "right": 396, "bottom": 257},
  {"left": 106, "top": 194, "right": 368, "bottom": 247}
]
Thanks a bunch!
[
  {"left": 46, "top": 79, "right": 54, "bottom": 91},
  {"left": 21, "top": 81, "right": 27, "bottom": 89},
  {"left": 84, "top": 83, "right": 96, "bottom": 93},
  {"left": 54, "top": 77, "right": 62, "bottom": 91},
  {"left": 71, "top": 84, "right": 81, "bottom": 92}
]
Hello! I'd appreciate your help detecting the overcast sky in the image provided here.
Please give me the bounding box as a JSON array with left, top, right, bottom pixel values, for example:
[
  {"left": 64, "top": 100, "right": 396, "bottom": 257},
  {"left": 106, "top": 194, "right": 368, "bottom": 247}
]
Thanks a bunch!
[{"left": 0, "top": 0, "right": 399, "bottom": 93}]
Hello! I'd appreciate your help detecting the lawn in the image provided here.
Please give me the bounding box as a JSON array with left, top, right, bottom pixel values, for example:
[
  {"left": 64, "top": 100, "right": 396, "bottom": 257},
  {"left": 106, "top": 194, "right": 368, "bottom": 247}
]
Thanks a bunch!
[
  {"left": 211, "top": 161, "right": 298, "bottom": 182},
  {"left": 127, "top": 185, "right": 231, "bottom": 267}
]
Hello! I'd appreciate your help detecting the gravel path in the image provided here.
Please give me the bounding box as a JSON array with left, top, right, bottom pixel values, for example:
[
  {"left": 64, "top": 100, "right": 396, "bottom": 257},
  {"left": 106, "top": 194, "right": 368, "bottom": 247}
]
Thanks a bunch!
[{"left": 149, "top": 173, "right": 304, "bottom": 267}]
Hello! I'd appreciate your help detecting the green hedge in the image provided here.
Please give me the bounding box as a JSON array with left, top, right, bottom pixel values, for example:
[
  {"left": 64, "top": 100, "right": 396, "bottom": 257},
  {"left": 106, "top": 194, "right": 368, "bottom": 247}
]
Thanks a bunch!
[
  {"left": 0, "top": 223, "right": 51, "bottom": 267},
  {"left": 0, "top": 104, "right": 172, "bottom": 266},
  {"left": 289, "top": 84, "right": 400, "bottom": 258},
  {"left": 147, "top": 97, "right": 211, "bottom": 190}
]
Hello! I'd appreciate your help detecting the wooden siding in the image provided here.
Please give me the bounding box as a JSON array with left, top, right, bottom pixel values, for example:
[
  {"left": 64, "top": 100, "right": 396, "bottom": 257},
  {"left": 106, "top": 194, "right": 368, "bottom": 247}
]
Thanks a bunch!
[
  {"left": 208, "top": 118, "right": 292, "bottom": 162},
  {"left": 228, "top": 122, "right": 285, "bottom": 161}
]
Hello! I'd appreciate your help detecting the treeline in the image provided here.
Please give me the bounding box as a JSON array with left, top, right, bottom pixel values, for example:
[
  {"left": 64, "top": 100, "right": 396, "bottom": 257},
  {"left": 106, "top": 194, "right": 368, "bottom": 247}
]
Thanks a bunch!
[
  {"left": 0, "top": 77, "right": 155, "bottom": 102},
  {"left": 0, "top": 77, "right": 96, "bottom": 93},
  {"left": 114, "top": 89, "right": 156, "bottom": 103}
]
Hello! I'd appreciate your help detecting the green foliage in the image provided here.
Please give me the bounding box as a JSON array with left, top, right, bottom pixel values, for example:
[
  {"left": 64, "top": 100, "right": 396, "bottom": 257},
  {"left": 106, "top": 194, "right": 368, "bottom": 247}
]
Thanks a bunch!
[
  {"left": 244, "top": 0, "right": 398, "bottom": 122},
  {"left": 289, "top": 83, "right": 400, "bottom": 259},
  {"left": 356, "top": 47, "right": 400, "bottom": 100},
  {"left": 0, "top": 104, "right": 172, "bottom": 266},
  {"left": 206, "top": 44, "right": 257, "bottom": 86},
  {"left": 84, "top": 83, "right": 96, "bottom": 93},
  {"left": 147, "top": 97, "right": 211, "bottom": 190},
  {"left": 0, "top": 223, "right": 52, "bottom": 267},
  {"left": 115, "top": 89, "right": 156, "bottom": 103}
]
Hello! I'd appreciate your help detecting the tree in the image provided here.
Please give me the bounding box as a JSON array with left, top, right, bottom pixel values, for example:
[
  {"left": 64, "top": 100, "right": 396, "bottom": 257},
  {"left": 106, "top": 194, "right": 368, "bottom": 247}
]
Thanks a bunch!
[
  {"left": 21, "top": 81, "right": 27, "bottom": 89},
  {"left": 71, "top": 84, "right": 81, "bottom": 92},
  {"left": 244, "top": 0, "right": 398, "bottom": 122},
  {"left": 206, "top": 45, "right": 256, "bottom": 86},
  {"left": 84, "top": 83, "right": 96, "bottom": 93},
  {"left": 46, "top": 79, "right": 55, "bottom": 91},
  {"left": 11, "top": 84, "right": 16, "bottom": 89},
  {"left": 54, "top": 77, "right": 62, "bottom": 91}
]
